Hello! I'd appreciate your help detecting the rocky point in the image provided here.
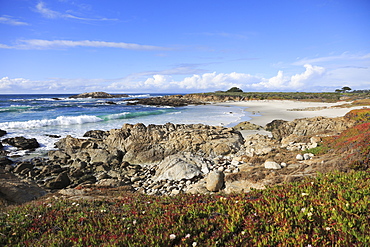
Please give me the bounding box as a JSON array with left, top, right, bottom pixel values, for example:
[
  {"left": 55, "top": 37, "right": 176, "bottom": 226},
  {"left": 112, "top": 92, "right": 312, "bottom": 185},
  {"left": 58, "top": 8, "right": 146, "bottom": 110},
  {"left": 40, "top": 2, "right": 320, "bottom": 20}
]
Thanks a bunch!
[{"left": 0, "top": 110, "right": 366, "bottom": 205}]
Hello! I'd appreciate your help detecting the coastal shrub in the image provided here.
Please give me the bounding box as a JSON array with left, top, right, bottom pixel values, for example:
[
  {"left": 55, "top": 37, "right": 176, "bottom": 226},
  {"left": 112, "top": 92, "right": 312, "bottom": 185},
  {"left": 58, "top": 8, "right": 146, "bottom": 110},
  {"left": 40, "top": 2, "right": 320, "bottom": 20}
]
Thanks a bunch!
[
  {"left": 1, "top": 170, "right": 369, "bottom": 246},
  {"left": 303, "top": 144, "right": 329, "bottom": 156}
]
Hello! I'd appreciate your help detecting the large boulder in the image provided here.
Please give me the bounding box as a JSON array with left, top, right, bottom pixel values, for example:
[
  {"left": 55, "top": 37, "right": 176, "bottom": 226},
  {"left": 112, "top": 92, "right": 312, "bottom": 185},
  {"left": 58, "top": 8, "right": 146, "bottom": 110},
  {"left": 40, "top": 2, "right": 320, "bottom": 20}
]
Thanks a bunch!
[
  {"left": 266, "top": 116, "right": 355, "bottom": 140},
  {"left": 0, "top": 172, "right": 46, "bottom": 204},
  {"left": 104, "top": 123, "right": 244, "bottom": 164},
  {"left": 153, "top": 153, "right": 211, "bottom": 181},
  {"left": 206, "top": 171, "right": 224, "bottom": 192},
  {"left": 240, "top": 134, "right": 278, "bottom": 157},
  {"left": 233, "top": 121, "right": 262, "bottom": 131},
  {"left": 45, "top": 172, "right": 71, "bottom": 189},
  {"left": 83, "top": 130, "right": 109, "bottom": 139}
]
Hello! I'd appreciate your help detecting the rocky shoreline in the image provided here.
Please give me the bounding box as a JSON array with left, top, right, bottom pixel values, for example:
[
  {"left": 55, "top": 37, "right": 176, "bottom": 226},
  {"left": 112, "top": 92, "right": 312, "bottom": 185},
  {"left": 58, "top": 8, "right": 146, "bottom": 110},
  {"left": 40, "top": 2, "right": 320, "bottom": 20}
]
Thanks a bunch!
[{"left": 0, "top": 110, "right": 358, "bottom": 205}]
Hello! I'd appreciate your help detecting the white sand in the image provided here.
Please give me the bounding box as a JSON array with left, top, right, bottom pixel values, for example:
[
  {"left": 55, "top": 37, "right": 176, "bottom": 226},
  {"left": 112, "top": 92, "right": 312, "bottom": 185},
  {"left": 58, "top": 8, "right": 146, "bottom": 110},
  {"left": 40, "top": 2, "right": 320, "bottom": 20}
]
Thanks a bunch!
[{"left": 219, "top": 100, "right": 367, "bottom": 137}]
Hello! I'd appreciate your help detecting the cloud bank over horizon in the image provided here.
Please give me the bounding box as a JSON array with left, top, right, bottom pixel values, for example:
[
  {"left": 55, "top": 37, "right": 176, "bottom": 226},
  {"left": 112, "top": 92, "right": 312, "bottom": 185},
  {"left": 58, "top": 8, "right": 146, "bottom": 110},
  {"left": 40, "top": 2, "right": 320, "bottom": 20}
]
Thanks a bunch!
[{"left": 1, "top": 62, "right": 367, "bottom": 94}]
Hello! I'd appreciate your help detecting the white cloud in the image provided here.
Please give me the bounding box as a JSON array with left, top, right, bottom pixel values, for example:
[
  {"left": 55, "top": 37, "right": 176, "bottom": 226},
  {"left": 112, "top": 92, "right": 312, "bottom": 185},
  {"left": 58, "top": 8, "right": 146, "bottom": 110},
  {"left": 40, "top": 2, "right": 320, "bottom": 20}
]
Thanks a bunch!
[
  {"left": 35, "top": 2, "right": 60, "bottom": 19},
  {"left": 290, "top": 64, "right": 325, "bottom": 87},
  {"left": 251, "top": 64, "right": 325, "bottom": 90},
  {"left": 0, "top": 77, "right": 31, "bottom": 91},
  {"left": 0, "top": 39, "right": 171, "bottom": 51},
  {"left": 294, "top": 52, "right": 370, "bottom": 66},
  {"left": 35, "top": 1, "right": 117, "bottom": 21},
  {"left": 0, "top": 15, "right": 29, "bottom": 26}
]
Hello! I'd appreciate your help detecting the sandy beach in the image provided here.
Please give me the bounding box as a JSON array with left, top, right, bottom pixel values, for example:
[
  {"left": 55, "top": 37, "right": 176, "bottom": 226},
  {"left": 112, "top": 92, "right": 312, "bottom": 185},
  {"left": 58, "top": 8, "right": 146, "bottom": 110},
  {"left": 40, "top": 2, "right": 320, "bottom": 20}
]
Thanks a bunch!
[{"left": 220, "top": 100, "right": 367, "bottom": 137}]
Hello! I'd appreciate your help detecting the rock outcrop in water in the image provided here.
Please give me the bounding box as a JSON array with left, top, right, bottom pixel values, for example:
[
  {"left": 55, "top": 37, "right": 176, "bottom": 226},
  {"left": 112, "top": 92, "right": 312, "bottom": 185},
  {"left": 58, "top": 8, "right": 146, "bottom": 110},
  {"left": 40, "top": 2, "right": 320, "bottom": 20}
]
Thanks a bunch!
[
  {"left": 126, "top": 95, "right": 206, "bottom": 107},
  {"left": 69, "top": 92, "right": 128, "bottom": 99},
  {"left": 2, "top": 136, "right": 40, "bottom": 150}
]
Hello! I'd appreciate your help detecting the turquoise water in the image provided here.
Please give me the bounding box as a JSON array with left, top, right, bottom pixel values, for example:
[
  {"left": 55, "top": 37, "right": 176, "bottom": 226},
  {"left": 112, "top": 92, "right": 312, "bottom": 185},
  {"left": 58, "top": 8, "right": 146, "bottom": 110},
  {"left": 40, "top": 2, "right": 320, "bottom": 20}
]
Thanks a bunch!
[{"left": 0, "top": 94, "right": 250, "bottom": 157}]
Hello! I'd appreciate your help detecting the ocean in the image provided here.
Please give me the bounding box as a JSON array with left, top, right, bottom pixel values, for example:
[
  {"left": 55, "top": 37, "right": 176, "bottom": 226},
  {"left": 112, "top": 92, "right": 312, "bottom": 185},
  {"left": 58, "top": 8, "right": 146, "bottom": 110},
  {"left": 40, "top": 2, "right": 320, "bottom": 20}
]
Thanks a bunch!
[{"left": 0, "top": 93, "right": 251, "bottom": 158}]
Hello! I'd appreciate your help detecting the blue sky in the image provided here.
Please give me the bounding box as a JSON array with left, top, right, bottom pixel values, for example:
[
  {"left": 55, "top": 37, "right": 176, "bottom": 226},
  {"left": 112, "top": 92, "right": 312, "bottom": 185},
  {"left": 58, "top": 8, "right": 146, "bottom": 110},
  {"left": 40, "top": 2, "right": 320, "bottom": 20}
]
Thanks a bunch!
[{"left": 0, "top": 0, "right": 369, "bottom": 94}]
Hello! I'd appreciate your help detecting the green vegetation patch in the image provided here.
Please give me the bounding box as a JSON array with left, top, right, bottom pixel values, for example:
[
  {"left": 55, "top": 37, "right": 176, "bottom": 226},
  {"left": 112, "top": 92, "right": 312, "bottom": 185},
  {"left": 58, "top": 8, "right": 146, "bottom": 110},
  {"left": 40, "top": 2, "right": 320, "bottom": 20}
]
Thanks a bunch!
[
  {"left": 345, "top": 108, "right": 370, "bottom": 123},
  {"left": 1, "top": 171, "right": 369, "bottom": 246}
]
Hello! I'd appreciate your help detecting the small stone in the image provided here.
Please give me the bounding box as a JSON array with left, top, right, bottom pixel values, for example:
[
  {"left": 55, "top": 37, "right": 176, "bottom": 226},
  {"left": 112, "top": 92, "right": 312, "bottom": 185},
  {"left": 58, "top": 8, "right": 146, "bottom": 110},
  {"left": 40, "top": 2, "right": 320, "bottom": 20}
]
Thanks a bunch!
[
  {"left": 171, "top": 189, "right": 180, "bottom": 195},
  {"left": 296, "top": 154, "right": 304, "bottom": 160},
  {"left": 303, "top": 153, "right": 314, "bottom": 160},
  {"left": 310, "top": 136, "right": 322, "bottom": 144},
  {"left": 231, "top": 160, "right": 240, "bottom": 166},
  {"left": 217, "top": 166, "right": 225, "bottom": 172},
  {"left": 280, "top": 162, "right": 287, "bottom": 167},
  {"left": 287, "top": 164, "right": 301, "bottom": 169}
]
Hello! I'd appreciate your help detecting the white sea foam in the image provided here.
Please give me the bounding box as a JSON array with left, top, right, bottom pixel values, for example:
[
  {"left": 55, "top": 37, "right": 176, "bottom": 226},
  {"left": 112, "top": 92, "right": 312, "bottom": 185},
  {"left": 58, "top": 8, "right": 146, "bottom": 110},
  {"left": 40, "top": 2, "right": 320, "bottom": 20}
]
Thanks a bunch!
[
  {"left": 0, "top": 115, "right": 103, "bottom": 130},
  {"left": 128, "top": 94, "right": 151, "bottom": 98}
]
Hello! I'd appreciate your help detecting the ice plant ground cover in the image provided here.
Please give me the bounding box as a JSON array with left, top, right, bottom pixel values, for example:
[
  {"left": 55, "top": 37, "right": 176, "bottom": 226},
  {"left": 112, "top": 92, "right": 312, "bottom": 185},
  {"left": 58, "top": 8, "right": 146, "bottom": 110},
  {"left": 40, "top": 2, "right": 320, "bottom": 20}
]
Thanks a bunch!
[
  {"left": 1, "top": 170, "right": 369, "bottom": 246},
  {"left": 310, "top": 108, "right": 370, "bottom": 170}
]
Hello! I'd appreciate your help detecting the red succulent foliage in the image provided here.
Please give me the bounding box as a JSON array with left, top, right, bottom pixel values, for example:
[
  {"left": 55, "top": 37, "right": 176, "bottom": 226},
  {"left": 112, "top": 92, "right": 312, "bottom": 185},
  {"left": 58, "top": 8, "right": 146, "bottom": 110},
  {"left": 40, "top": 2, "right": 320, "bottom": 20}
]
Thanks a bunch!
[{"left": 325, "top": 122, "right": 370, "bottom": 170}]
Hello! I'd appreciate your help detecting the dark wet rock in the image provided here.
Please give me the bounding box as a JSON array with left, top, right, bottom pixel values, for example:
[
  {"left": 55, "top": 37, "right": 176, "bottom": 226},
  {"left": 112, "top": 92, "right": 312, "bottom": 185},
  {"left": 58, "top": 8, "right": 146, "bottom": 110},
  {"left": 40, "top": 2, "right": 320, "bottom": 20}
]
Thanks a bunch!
[
  {"left": 45, "top": 134, "right": 61, "bottom": 138},
  {"left": 77, "top": 174, "right": 97, "bottom": 184},
  {"left": 0, "top": 156, "right": 13, "bottom": 166},
  {"left": 2, "top": 136, "right": 40, "bottom": 150},
  {"left": 13, "top": 161, "right": 34, "bottom": 173},
  {"left": 0, "top": 129, "right": 6, "bottom": 137},
  {"left": 83, "top": 130, "right": 109, "bottom": 139},
  {"left": 46, "top": 172, "right": 71, "bottom": 189}
]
